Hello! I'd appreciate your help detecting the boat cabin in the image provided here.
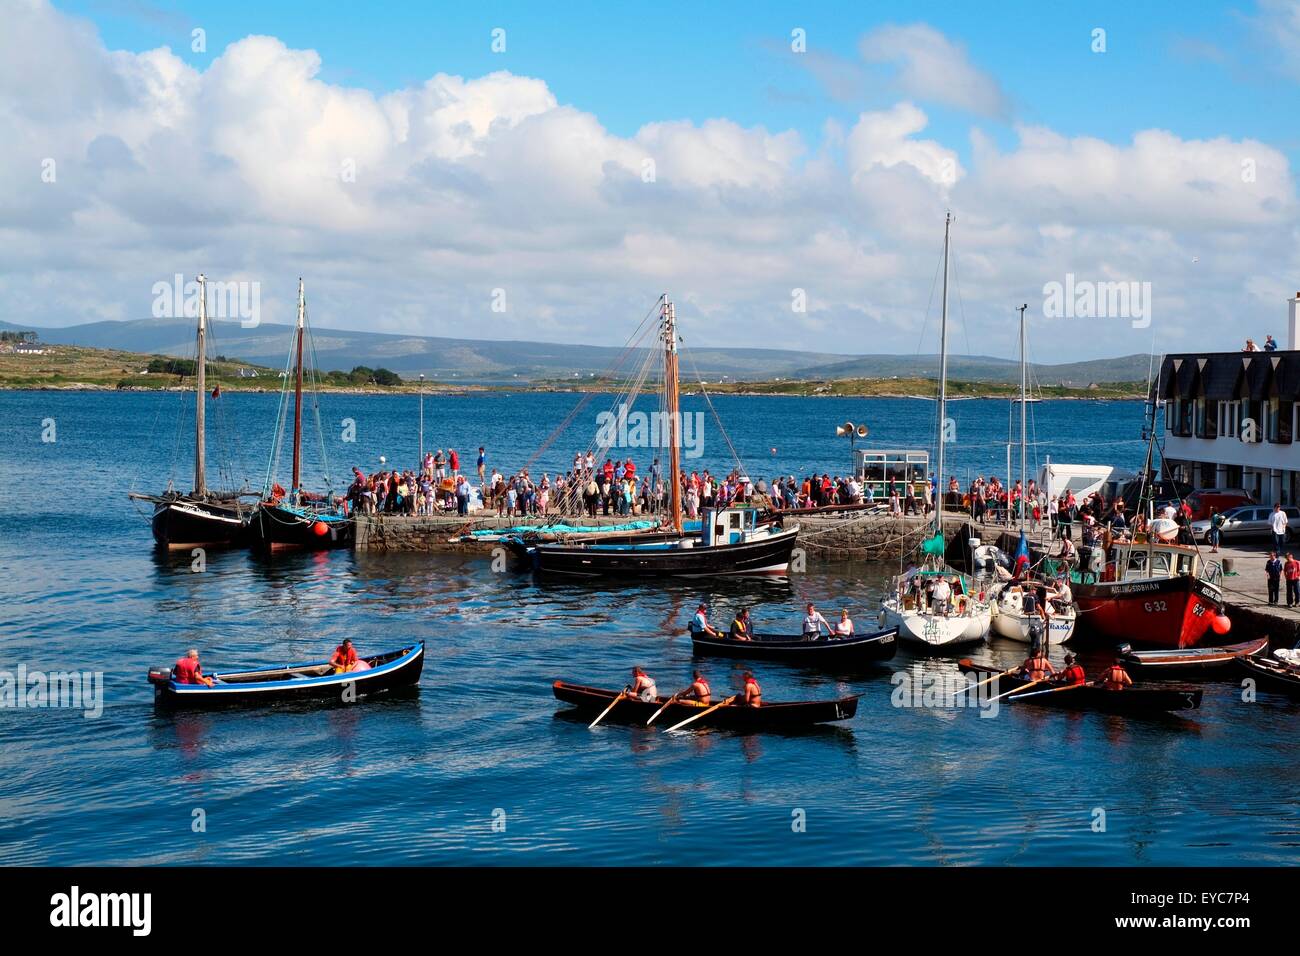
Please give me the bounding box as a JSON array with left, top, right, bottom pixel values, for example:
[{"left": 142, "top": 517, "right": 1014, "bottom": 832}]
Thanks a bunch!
[
  {"left": 1101, "top": 537, "right": 1201, "bottom": 583},
  {"left": 701, "top": 506, "right": 760, "bottom": 546},
  {"left": 855, "top": 448, "right": 929, "bottom": 500}
]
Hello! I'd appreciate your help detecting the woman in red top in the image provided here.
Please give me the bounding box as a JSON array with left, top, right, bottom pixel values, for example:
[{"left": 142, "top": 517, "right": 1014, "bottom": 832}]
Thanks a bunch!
[
  {"left": 330, "top": 638, "right": 359, "bottom": 673},
  {"left": 741, "top": 672, "right": 762, "bottom": 707}
]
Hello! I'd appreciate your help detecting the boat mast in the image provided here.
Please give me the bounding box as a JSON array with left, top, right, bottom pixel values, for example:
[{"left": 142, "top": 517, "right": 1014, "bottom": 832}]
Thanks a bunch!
[
  {"left": 663, "top": 295, "right": 683, "bottom": 534},
  {"left": 292, "top": 277, "right": 305, "bottom": 503},
  {"left": 935, "top": 212, "right": 951, "bottom": 540},
  {"left": 194, "top": 273, "right": 207, "bottom": 498},
  {"left": 1018, "top": 302, "right": 1028, "bottom": 533}
]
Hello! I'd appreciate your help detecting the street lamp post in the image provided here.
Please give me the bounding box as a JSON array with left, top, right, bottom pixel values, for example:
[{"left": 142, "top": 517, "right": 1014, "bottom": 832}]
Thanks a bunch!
[{"left": 418, "top": 373, "right": 425, "bottom": 468}]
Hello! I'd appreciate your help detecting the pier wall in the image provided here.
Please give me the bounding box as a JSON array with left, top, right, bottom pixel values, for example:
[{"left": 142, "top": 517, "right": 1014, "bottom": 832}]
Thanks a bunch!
[{"left": 354, "top": 513, "right": 653, "bottom": 552}]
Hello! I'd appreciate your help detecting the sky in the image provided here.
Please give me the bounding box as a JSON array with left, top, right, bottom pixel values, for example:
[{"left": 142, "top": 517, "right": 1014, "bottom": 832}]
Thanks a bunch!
[{"left": 3, "top": 0, "right": 1299, "bottom": 361}]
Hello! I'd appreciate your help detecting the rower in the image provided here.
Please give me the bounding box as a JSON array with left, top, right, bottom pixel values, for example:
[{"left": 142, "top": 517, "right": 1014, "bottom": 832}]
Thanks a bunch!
[
  {"left": 741, "top": 671, "right": 762, "bottom": 707},
  {"left": 1058, "top": 652, "right": 1088, "bottom": 686},
  {"left": 802, "top": 602, "right": 831, "bottom": 641},
  {"left": 728, "top": 608, "right": 753, "bottom": 641},
  {"left": 834, "top": 608, "right": 854, "bottom": 637},
  {"left": 1101, "top": 657, "right": 1133, "bottom": 691},
  {"left": 173, "top": 648, "right": 214, "bottom": 687},
  {"left": 688, "top": 602, "right": 721, "bottom": 638},
  {"left": 628, "top": 666, "right": 657, "bottom": 702},
  {"left": 681, "top": 670, "right": 711, "bottom": 706},
  {"left": 330, "top": 638, "right": 359, "bottom": 674},
  {"left": 1018, "top": 647, "right": 1055, "bottom": 682}
]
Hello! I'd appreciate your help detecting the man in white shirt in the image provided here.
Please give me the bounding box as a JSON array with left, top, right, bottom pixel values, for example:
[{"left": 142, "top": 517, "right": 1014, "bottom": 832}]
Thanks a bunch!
[
  {"left": 1271, "top": 504, "right": 1290, "bottom": 552},
  {"left": 802, "top": 602, "right": 831, "bottom": 640},
  {"left": 931, "top": 576, "right": 952, "bottom": 615}
]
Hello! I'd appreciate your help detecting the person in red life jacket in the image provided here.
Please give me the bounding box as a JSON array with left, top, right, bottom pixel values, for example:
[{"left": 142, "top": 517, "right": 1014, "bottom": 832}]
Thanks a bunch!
[
  {"left": 1017, "top": 648, "right": 1055, "bottom": 682},
  {"left": 682, "top": 671, "right": 711, "bottom": 706},
  {"left": 741, "top": 671, "right": 762, "bottom": 707},
  {"left": 448, "top": 449, "right": 459, "bottom": 475},
  {"left": 1101, "top": 658, "right": 1133, "bottom": 691},
  {"left": 1058, "top": 652, "right": 1088, "bottom": 686},
  {"left": 330, "top": 638, "right": 359, "bottom": 674},
  {"left": 623, "top": 458, "right": 636, "bottom": 481},
  {"left": 173, "top": 648, "right": 214, "bottom": 687},
  {"left": 602, "top": 459, "right": 616, "bottom": 482},
  {"left": 628, "top": 666, "right": 657, "bottom": 702}
]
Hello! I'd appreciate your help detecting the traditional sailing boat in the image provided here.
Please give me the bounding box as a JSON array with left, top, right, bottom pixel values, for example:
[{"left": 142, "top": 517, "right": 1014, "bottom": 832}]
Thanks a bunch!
[
  {"left": 130, "top": 274, "right": 255, "bottom": 549},
  {"left": 250, "top": 279, "right": 354, "bottom": 552},
  {"left": 524, "top": 295, "right": 799, "bottom": 577},
  {"left": 879, "top": 214, "right": 991, "bottom": 647},
  {"left": 988, "top": 304, "right": 1078, "bottom": 644}
]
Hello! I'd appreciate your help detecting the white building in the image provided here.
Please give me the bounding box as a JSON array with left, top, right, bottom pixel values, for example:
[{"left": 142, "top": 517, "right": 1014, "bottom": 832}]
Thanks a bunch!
[{"left": 1161, "top": 292, "right": 1300, "bottom": 505}]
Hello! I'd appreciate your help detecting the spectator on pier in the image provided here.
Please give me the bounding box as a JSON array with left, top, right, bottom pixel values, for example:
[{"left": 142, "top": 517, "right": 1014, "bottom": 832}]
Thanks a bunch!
[
  {"left": 1271, "top": 503, "right": 1290, "bottom": 553},
  {"left": 1266, "top": 552, "right": 1283, "bottom": 606},
  {"left": 477, "top": 447, "right": 486, "bottom": 484},
  {"left": 1286, "top": 553, "right": 1300, "bottom": 608},
  {"left": 1265, "top": 335, "right": 1278, "bottom": 352}
]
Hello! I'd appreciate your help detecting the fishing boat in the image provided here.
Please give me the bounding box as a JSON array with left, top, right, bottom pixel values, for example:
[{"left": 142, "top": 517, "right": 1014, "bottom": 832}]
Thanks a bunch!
[
  {"left": 957, "top": 661, "right": 1202, "bottom": 713},
  {"left": 129, "top": 274, "right": 256, "bottom": 549},
  {"left": 148, "top": 643, "right": 424, "bottom": 708},
  {"left": 879, "top": 214, "right": 991, "bottom": 648},
  {"left": 1119, "top": 636, "right": 1269, "bottom": 677},
  {"left": 525, "top": 296, "right": 799, "bottom": 578},
  {"left": 691, "top": 627, "right": 898, "bottom": 664},
  {"left": 552, "top": 681, "right": 857, "bottom": 730},
  {"left": 1236, "top": 654, "right": 1300, "bottom": 697},
  {"left": 250, "top": 279, "right": 355, "bottom": 552}
]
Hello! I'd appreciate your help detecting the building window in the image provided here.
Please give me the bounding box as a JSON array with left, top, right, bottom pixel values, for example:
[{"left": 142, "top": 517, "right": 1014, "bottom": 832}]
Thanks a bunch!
[
  {"left": 1272, "top": 400, "right": 1294, "bottom": 445},
  {"left": 1195, "top": 399, "right": 1219, "bottom": 439},
  {"left": 1173, "top": 400, "right": 1193, "bottom": 437}
]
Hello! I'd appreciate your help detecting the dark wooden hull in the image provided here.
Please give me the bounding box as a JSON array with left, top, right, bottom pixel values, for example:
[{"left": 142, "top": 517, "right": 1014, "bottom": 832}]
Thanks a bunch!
[
  {"left": 1237, "top": 655, "right": 1300, "bottom": 697},
  {"left": 530, "top": 527, "right": 799, "bottom": 578},
  {"left": 552, "top": 681, "right": 858, "bottom": 729},
  {"left": 251, "top": 503, "right": 355, "bottom": 552},
  {"left": 151, "top": 497, "right": 252, "bottom": 550},
  {"left": 151, "top": 643, "right": 423, "bottom": 708},
  {"left": 1074, "top": 573, "right": 1222, "bottom": 649},
  {"left": 1121, "top": 637, "right": 1270, "bottom": 678},
  {"left": 691, "top": 628, "right": 898, "bottom": 664},
  {"left": 957, "top": 661, "right": 1202, "bottom": 713}
]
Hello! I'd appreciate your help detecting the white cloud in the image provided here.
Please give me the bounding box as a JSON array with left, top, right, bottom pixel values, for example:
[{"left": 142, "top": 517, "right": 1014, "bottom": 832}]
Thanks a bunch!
[{"left": 858, "top": 23, "right": 1011, "bottom": 119}]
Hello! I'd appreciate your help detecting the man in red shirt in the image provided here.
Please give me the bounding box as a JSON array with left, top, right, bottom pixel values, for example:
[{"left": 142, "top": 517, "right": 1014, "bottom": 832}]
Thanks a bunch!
[
  {"left": 1285, "top": 553, "right": 1300, "bottom": 607},
  {"left": 173, "top": 649, "right": 213, "bottom": 687},
  {"left": 330, "top": 638, "right": 359, "bottom": 673}
]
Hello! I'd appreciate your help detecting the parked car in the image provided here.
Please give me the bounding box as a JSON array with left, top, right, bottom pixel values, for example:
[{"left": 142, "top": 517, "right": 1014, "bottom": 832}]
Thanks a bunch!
[
  {"left": 1190, "top": 505, "right": 1300, "bottom": 543},
  {"left": 1185, "top": 489, "right": 1254, "bottom": 521}
]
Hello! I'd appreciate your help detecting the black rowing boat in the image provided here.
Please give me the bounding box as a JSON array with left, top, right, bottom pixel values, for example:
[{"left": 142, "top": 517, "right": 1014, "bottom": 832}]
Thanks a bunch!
[
  {"left": 148, "top": 643, "right": 424, "bottom": 708},
  {"left": 691, "top": 627, "right": 898, "bottom": 665},
  {"left": 957, "top": 660, "right": 1202, "bottom": 714},
  {"left": 1119, "top": 636, "right": 1269, "bottom": 678},
  {"left": 552, "top": 681, "right": 858, "bottom": 730},
  {"left": 1237, "top": 654, "right": 1300, "bottom": 697}
]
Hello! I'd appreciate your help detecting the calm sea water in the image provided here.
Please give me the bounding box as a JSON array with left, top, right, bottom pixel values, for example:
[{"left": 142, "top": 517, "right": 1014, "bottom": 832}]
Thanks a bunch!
[{"left": 1, "top": 389, "right": 1297, "bottom": 866}]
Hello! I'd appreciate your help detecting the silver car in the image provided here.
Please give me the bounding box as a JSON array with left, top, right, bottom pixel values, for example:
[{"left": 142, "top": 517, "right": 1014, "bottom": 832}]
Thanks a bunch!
[{"left": 1191, "top": 505, "right": 1300, "bottom": 543}]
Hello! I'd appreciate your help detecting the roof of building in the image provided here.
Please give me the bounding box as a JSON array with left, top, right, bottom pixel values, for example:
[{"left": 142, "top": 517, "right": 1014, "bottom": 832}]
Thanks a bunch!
[{"left": 1160, "top": 352, "right": 1300, "bottom": 402}]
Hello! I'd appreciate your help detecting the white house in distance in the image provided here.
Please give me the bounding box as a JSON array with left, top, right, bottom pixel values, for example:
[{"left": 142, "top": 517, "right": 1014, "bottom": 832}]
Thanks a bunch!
[{"left": 1160, "top": 292, "right": 1300, "bottom": 505}]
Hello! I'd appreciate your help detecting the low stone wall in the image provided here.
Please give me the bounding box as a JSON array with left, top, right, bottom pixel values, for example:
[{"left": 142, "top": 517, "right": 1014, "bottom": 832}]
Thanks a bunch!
[{"left": 354, "top": 513, "right": 659, "bottom": 552}]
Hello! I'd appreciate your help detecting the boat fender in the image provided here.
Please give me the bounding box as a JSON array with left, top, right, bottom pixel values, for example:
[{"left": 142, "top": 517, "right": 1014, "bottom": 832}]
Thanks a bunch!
[
  {"left": 312, "top": 521, "right": 329, "bottom": 536},
  {"left": 1211, "top": 613, "right": 1232, "bottom": 635},
  {"left": 878, "top": 609, "right": 887, "bottom": 628}
]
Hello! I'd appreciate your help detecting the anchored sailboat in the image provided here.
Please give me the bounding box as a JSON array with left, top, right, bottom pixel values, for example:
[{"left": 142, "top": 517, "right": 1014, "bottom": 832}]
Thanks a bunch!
[
  {"left": 524, "top": 295, "right": 799, "bottom": 577},
  {"left": 250, "top": 279, "right": 354, "bottom": 552},
  {"left": 879, "top": 214, "right": 991, "bottom": 647},
  {"left": 130, "top": 274, "right": 255, "bottom": 549}
]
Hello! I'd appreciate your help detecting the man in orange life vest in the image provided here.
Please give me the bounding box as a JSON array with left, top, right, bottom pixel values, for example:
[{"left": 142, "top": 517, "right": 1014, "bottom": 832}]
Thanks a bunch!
[
  {"left": 173, "top": 648, "right": 214, "bottom": 687},
  {"left": 1058, "top": 652, "right": 1088, "bottom": 686},
  {"left": 741, "top": 671, "right": 762, "bottom": 707},
  {"left": 1101, "top": 657, "right": 1133, "bottom": 691},
  {"left": 330, "top": 638, "right": 359, "bottom": 674},
  {"left": 682, "top": 671, "right": 711, "bottom": 706}
]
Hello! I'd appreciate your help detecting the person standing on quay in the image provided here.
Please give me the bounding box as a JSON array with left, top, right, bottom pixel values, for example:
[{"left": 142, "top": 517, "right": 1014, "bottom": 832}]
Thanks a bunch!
[
  {"left": 1265, "top": 551, "right": 1283, "bottom": 606},
  {"left": 1271, "top": 503, "right": 1290, "bottom": 553},
  {"left": 1285, "top": 553, "right": 1300, "bottom": 608}
]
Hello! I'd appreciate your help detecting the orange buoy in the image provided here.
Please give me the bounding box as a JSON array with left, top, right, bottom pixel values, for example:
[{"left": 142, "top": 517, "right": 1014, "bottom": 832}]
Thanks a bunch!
[
  {"left": 312, "top": 521, "right": 329, "bottom": 537},
  {"left": 1210, "top": 613, "right": 1231, "bottom": 635}
]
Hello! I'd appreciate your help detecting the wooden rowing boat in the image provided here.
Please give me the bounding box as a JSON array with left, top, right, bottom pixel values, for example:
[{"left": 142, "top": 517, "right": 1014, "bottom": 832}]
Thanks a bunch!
[
  {"left": 690, "top": 627, "right": 898, "bottom": 665},
  {"left": 148, "top": 643, "right": 424, "bottom": 708},
  {"left": 552, "top": 681, "right": 858, "bottom": 730},
  {"left": 1119, "top": 636, "right": 1269, "bottom": 678},
  {"left": 957, "top": 660, "right": 1202, "bottom": 714},
  {"left": 1237, "top": 654, "right": 1300, "bottom": 697}
]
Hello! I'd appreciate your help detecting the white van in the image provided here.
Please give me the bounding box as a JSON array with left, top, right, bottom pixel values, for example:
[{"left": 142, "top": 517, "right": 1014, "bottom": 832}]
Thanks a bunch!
[{"left": 1038, "top": 459, "right": 1137, "bottom": 503}]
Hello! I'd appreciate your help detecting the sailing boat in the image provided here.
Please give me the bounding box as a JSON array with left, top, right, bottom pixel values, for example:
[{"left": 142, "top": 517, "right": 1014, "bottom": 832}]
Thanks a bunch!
[
  {"left": 524, "top": 295, "right": 799, "bottom": 577},
  {"left": 988, "top": 305, "right": 1078, "bottom": 644},
  {"left": 249, "top": 279, "right": 354, "bottom": 552},
  {"left": 879, "top": 214, "right": 991, "bottom": 647},
  {"left": 130, "top": 274, "right": 255, "bottom": 549}
]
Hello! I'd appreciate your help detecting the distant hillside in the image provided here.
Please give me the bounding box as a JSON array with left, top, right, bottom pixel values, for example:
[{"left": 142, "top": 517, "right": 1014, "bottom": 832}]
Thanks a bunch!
[{"left": 0, "top": 318, "right": 1152, "bottom": 386}]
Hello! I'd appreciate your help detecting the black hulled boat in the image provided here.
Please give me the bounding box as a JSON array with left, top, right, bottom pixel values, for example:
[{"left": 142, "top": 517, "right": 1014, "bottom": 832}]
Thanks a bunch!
[{"left": 691, "top": 627, "right": 898, "bottom": 664}]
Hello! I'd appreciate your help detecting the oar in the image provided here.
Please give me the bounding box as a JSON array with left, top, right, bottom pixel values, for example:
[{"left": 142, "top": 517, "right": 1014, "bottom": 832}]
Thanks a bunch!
[
  {"left": 1006, "top": 680, "right": 1098, "bottom": 702},
  {"left": 950, "top": 663, "right": 1018, "bottom": 699},
  {"left": 646, "top": 690, "right": 686, "bottom": 726},
  {"left": 588, "top": 690, "right": 628, "bottom": 729},
  {"left": 987, "top": 678, "right": 1047, "bottom": 703},
  {"left": 665, "top": 695, "right": 738, "bottom": 733}
]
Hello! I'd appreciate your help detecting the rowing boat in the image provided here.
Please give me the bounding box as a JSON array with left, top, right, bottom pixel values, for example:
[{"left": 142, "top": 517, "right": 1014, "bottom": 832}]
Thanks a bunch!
[
  {"left": 552, "top": 681, "right": 858, "bottom": 730},
  {"left": 957, "top": 660, "right": 1202, "bottom": 714},
  {"left": 690, "top": 627, "right": 898, "bottom": 665},
  {"left": 148, "top": 643, "right": 424, "bottom": 708},
  {"left": 1237, "top": 654, "right": 1300, "bottom": 697},
  {"left": 1119, "top": 636, "right": 1269, "bottom": 678}
]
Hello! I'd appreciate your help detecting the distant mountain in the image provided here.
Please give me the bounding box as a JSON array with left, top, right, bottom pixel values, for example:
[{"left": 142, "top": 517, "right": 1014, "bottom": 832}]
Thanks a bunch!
[{"left": 0, "top": 318, "right": 1152, "bottom": 385}]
